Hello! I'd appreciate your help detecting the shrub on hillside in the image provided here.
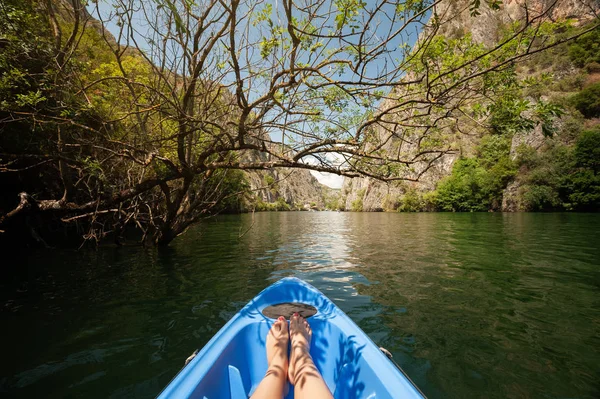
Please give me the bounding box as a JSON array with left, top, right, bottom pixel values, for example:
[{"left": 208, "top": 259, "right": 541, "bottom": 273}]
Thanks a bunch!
[
  {"left": 515, "top": 130, "right": 600, "bottom": 211},
  {"left": 521, "top": 184, "right": 562, "bottom": 211},
  {"left": 398, "top": 188, "right": 423, "bottom": 212},
  {"left": 570, "top": 83, "right": 600, "bottom": 118},
  {"left": 567, "top": 129, "right": 600, "bottom": 210},
  {"left": 350, "top": 188, "right": 366, "bottom": 211},
  {"left": 565, "top": 170, "right": 600, "bottom": 210},
  {"left": 433, "top": 135, "right": 516, "bottom": 212},
  {"left": 574, "top": 128, "right": 600, "bottom": 173},
  {"left": 568, "top": 28, "right": 600, "bottom": 68}
]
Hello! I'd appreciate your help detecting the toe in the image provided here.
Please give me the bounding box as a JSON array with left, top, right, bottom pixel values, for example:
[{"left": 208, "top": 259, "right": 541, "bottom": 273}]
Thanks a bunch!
[
  {"left": 273, "top": 320, "right": 283, "bottom": 331},
  {"left": 290, "top": 313, "right": 299, "bottom": 326}
]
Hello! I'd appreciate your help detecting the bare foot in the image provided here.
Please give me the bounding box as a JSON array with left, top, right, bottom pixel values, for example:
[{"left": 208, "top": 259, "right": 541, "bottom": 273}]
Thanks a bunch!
[
  {"left": 250, "top": 317, "right": 289, "bottom": 399},
  {"left": 267, "top": 316, "right": 290, "bottom": 371},
  {"left": 288, "top": 313, "right": 312, "bottom": 385}
]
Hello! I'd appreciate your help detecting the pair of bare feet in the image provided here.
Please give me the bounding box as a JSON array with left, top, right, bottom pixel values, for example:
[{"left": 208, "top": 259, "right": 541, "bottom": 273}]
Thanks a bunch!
[{"left": 250, "top": 313, "right": 333, "bottom": 399}]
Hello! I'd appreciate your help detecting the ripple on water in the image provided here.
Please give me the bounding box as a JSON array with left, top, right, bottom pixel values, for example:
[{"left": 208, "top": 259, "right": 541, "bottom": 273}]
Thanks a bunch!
[{"left": 1, "top": 212, "right": 599, "bottom": 399}]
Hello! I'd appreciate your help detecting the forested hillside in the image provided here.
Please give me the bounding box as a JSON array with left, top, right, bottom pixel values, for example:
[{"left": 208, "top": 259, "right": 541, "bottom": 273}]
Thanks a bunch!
[
  {"left": 342, "top": 0, "right": 600, "bottom": 212},
  {"left": 433, "top": 26, "right": 600, "bottom": 212}
]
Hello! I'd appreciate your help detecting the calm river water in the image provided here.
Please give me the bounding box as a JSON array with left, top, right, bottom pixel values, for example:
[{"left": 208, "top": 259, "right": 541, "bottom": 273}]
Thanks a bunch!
[{"left": 1, "top": 212, "right": 599, "bottom": 398}]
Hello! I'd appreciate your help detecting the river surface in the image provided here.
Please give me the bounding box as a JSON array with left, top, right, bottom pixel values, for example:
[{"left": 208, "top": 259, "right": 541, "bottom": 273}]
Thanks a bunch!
[{"left": 1, "top": 212, "right": 599, "bottom": 398}]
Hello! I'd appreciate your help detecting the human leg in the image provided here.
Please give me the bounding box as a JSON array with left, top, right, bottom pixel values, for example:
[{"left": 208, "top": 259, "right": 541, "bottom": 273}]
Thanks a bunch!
[
  {"left": 288, "top": 314, "right": 333, "bottom": 399},
  {"left": 250, "top": 316, "right": 289, "bottom": 399}
]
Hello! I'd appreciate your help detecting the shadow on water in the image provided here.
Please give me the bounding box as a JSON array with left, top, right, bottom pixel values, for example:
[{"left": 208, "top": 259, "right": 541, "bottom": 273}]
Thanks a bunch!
[{"left": 1, "top": 212, "right": 599, "bottom": 399}]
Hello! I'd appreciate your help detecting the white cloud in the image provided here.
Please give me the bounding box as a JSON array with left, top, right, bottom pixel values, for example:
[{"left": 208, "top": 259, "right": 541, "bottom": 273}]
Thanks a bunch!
[
  {"left": 300, "top": 148, "right": 350, "bottom": 189},
  {"left": 310, "top": 171, "right": 344, "bottom": 188}
]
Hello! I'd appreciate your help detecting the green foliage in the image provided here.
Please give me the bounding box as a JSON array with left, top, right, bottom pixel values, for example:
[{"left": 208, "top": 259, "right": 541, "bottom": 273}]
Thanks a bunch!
[
  {"left": 585, "top": 62, "right": 600, "bottom": 73},
  {"left": 254, "top": 196, "right": 291, "bottom": 211},
  {"left": 264, "top": 174, "right": 275, "bottom": 186},
  {"left": 0, "top": 0, "right": 53, "bottom": 112},
  {"left": 564, "top": 170, "right": 600, "bottom": 210},
  {"left": 570, "top": 83, "right": 600, "bottom": 118},
  {"left": 434, "top": 159, "right": 489, "bottom": 211},
  {"left": 323, "top": 188, "right": 343, "bottom": 210},
  {"left": 262, "top": 174, "right": 279, "bottom": 195},
  {"left": 488, "top": 94, "right": 534, "bottom": 135},
  {"left": 470, "top": 0, "right": 501, "bottom": 17},
  {"left": 216, "top": 170, "right": 250, "bottom": 212},
  {"left": 478, "top": 134, "right": 511, "bottom": 167},
  {"left": 382, "top": 194, "right": 399, "bottom": 212},
  {"left": 487, "top": 92, "right": 564, "bottom": 137},
  {"left": 252, "top": 3, "right": 272, "bottom": 26},
  {"left": 81, "top": 156, "right": 105, "bottom": 181},
  {"left": 322, "top": 86, "right": 350, "bottom": 112},
  {"left": 432, "top": 135, "right": 516, "bottom": 211},
  {"left": 521, "top": 185, "right": 562, "bottom": 211},
  {"left": 275, "top": 197, "right": 292, "bottom": 211},
  {"left": 0, "top": 0, "right": 264, "bottom": 245},
  {"left": 395, "top": 0, "right": 431, "bottom": 15},
  {"left": 514, "top": 129, "right": 600, "bottom": 211},
  {"left": 350, "top": 198, "right": 363, "bottom": 212},
  {"left": 515, "top": 143, "right": 570, "bottom": 211},
  {"left": 1, "top": 0, "right": 598, "bottom": 249},
  {"left": 412, "top": 33, "right": 489, "bottom": 81},
  {"left": 536, "top": 100, "right": 564, "bottom": 137},
  {"left": 574, "top": 129, "right": 600, "bottom": 173},
  {"left": 551, "top": 72, "right": 586, "bottom": 93},
  {"left": 568, "top": 28, "right": 600, "bottom": 68},
  {"left": 350, "top": 188, "right": 366, "bottom": 212},
  {"left": 333, "top": 0, "right": 365, "bottom": 30},
  {"left": 522, "top": 146, "right": 556, "bottom": 204},
  {"left": 259, "top": 36, "right": 280, "bottom": 59},
  {"left": 15, "top": 90, "right": 47, "bottom": 107},
  {"left": 392, "top": 21, "right": 596, "bottom": 213},
  {"left": 397, "top": 188, "right": 423, "bottom": 212},
  {"left": 562, "top": 129, "right": 600, "bottom": 210}
]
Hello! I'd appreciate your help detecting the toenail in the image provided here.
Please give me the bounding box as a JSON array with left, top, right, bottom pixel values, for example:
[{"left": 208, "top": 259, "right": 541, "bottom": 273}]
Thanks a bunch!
[{"left": 293, "top": 312, "right": 299, "bottom": 317}]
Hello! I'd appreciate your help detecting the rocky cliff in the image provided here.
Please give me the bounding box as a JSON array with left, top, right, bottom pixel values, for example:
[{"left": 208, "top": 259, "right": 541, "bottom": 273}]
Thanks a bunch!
[
  {"left": 433, "top": 0, "right": 597, "bottom": 46},
  {"left": 239, "top": 144, "right": 327, "bottom": 210},
  {"left": 245, "top": 168, "right": 326, "bottom": 210},
  {"left": 342, "top": 0, "right": 599, "bottom": 212}
]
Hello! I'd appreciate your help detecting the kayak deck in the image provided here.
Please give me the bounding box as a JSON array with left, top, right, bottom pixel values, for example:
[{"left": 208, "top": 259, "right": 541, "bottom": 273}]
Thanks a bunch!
[{"left": 158, "top": 277, "right": 424, "bottom": 398}]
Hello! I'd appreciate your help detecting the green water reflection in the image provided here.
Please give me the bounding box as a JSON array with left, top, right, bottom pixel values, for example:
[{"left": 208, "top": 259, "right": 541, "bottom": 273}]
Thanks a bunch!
[{"left": 1, "top": 212, "right": 599, "bottom": 398}]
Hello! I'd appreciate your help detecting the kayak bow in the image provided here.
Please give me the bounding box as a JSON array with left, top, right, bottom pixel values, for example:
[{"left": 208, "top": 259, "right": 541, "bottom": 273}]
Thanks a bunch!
[{"left": 158, "top": 277, "right": 424, "bottom": 398}]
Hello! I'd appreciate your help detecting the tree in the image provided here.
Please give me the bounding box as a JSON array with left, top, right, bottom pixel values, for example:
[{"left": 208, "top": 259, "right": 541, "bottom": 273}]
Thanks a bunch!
[
  {"left": 1, "top": 0, "right": 598, "bottom": 245},
  {"left": 571, "top": 82, "right": 600, "bottom": 118},
  {"left": 574, "top": 128, "right": 600, "bottom": 174}
]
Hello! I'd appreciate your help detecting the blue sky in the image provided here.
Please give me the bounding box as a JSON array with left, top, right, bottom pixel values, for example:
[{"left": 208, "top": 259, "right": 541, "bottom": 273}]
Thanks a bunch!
[{"left": 87, "top": 1, "right": 427, "bottom": 189}]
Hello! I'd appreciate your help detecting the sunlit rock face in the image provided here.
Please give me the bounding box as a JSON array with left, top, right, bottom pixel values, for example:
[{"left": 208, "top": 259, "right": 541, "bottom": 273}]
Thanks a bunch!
[
  {"left": 240, "top": 144, "right": 327, "bottom": 210},
  {"left": 245, "top": 168, "right": 327, "bottom": 209},
  {"left": 504, "top": 0, "right": 598, "bottom": 23},
  {"left": 433, "top": 0, "right": 598, "bottom": 46},
  {"left": 342, "top": 0, "right": 599, "bottom": 212}
]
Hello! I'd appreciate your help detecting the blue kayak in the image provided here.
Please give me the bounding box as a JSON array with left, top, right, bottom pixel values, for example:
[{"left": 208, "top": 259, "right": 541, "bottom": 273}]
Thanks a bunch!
[{"left": 158, "top": 277, "right": 424, "bottom": 398}]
